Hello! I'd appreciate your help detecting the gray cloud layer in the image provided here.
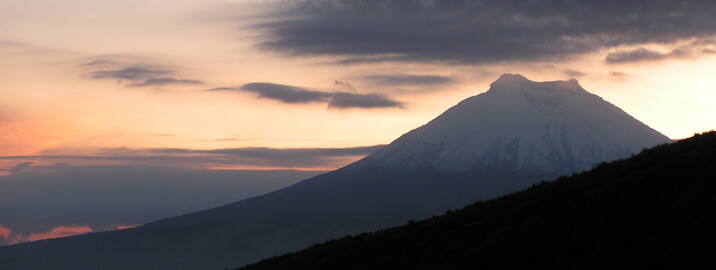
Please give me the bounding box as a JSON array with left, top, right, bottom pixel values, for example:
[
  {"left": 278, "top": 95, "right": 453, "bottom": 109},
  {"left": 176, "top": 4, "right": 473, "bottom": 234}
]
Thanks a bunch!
[
  {"left": 359, "top": 74, "right": 454, "bottom": 86},
  {"left": 89, "top": 66, "right": 171, "bottom": 80},
  {"left": 210, "top": 82, "right": 403, "bottom": 109},
  {"left": 127, "top": 78, "right": 204, "bottom": 87},
  {"left": 1, "top": 145, "right": 384, "bottom": 170},
  {"left": 255, "top": 0, "right": 716, "bottom": 64},
  {"left": 606, "top": 39, "right": 716, "bottom": 64},
  {"left": 563, "top": 69, "right": 585, "bottom": 78},
  {"left": 238, "top": 83, "right": 332, "bottom": 103},
  {"left": 328, "top": 92, "right": 403, "bottom": 109},
  {"left": 80, "top": 59, "right": 118, "bottom": 67},
  {"left": 150, "top": 145, "right": 382, "bottom": 161},
  {"left": 606, "top": 48, "right": 668, "bottom": 64}
]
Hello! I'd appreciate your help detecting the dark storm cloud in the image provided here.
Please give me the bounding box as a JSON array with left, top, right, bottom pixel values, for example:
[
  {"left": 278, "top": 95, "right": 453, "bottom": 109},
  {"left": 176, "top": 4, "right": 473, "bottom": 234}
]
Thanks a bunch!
[
  {"left": 328, "top": 92, "right": 404, "bottom": 109},
  {"left": 359, "top": 74, "right": 454, "bottom": 86},
  {"left": 210, "top": 82, "right": 403, "bottom": 108},
  {"left": 255, "top": 0, "right": 716, "bottom": 64},
  {"left": 127, "top": 78, "right": 204, "bottom": 87}
]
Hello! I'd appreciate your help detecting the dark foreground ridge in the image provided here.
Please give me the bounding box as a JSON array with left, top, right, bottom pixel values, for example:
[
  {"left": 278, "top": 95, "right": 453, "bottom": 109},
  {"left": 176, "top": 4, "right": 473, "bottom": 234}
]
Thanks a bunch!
[
  {"left": 0, "top": 74, "right": 674, "bottom": 269},
  {"left": 239, "top": 131, "right": 716, "bottom": 270}
]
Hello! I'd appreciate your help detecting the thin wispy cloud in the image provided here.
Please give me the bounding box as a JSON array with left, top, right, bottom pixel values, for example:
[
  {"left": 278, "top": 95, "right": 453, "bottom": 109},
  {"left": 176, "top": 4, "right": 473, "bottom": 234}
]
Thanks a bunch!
[
  {"left": 150, "top": 145, "right": 382, "bottom": 160},
  {"left": 89, "top": 66, "right": 171, "bottom": 80},
  {"left": 606, "top": 40, "right": 716, "bottom": 64},
  {"left": 127, "top": 78, "right": 204, "bottom": 87},
  {"left": 606, "top": 48, "right": 670, "bottom": 64},
  {"left": 209, "top": 82, "right": 404, "bottom": 109},
  {"left": 1, "top": 145, "right": 385, "bottom": 171},
  {"left": 333, "top": 80, "right": 356, "bottom": 92},
  {"left": 328, "top": 92, "right": 403, "bottom": 109},
  {"left": 359, "top": 74, "right": 455, "bottom": 86},
  {"left": 80, "top": 59, "right": 118, "bottom": 67},
  {"left": 254, "top": 0, "right": 716, "bottom": 65},
  {"left": 563, "top": 69, "right": 585, "bottom": 78},
  {"left": 237, "top": 83, "right": 332, "bottom": 103},
  {"left": 84, "top": 60, "right": 203, "bottom": 89},
  {"left": 609, "top": 71, "right": 629, "bottom": 81}
]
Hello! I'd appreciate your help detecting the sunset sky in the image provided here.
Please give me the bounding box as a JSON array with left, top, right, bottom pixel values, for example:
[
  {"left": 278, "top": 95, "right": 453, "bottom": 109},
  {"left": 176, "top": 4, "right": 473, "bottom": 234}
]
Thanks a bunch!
[
  {"left": 2, "top": 0, "right": 716, "bottom": 244},
  {"left": 2, "top": 0, "right": 716, "bottom": 173}
]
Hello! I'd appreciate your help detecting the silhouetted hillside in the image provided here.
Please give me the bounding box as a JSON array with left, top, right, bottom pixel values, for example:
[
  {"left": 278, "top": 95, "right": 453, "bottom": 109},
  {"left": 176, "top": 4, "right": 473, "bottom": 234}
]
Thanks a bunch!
[
  {"left": 238, "top": 131, "right": 716, "bottom": 270},
  {"left": 0, "top": 74, "right": 670, "bottom": 270}
]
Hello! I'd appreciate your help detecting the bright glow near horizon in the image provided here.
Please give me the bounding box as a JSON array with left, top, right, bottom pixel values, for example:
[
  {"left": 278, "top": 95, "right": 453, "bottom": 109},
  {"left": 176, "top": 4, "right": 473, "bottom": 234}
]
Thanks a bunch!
[{"left": 1, "top": 0, "right": 715, "bottom": 169}]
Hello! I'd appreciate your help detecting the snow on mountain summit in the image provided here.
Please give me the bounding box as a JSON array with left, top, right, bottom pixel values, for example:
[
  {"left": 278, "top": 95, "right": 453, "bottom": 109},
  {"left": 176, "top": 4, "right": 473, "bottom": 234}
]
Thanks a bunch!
[
  {"left": 356, "top": 74, "right": 671, "bottom": 174},
  {"left": 0, "top": 74, "right": 675, "bottom": 270}
]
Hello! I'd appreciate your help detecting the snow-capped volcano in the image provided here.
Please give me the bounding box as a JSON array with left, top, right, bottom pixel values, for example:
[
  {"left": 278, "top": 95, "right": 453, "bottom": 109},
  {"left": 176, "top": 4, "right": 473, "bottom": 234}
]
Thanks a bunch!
[
  {"left": 0, "top": 74, "right": 672, "bottom": 270},
  {"left": 356, "top": 74, "right": 670, "bottom": 174}
]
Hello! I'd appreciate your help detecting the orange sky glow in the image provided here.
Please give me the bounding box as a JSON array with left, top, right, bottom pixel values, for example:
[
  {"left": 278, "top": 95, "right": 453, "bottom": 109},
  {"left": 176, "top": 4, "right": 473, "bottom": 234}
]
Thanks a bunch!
[
  {"left": 2, "top": 2, "right": 715, "bottom": 173},
  {"left": 2, "top": 0, "right": 716, "bottom": 245}
]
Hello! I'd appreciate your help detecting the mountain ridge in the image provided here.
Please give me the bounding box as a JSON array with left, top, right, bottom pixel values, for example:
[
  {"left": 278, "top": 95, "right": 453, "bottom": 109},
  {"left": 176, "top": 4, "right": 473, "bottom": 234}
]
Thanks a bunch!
[
  {"left": 0, "top": 74, "right": 671, "bottom": 270},
  {"left": 238, "top": 131, "right": 716, "bottom": 270}
]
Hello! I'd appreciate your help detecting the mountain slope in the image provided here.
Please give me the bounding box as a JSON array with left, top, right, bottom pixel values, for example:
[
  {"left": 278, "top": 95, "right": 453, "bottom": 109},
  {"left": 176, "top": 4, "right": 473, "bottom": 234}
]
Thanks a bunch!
[
  {"left": 239, "top": 131, "right": 716, "bottom": 270},
  {"left": 0, "top": 74, "right": 671, "bottom": 270}
]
